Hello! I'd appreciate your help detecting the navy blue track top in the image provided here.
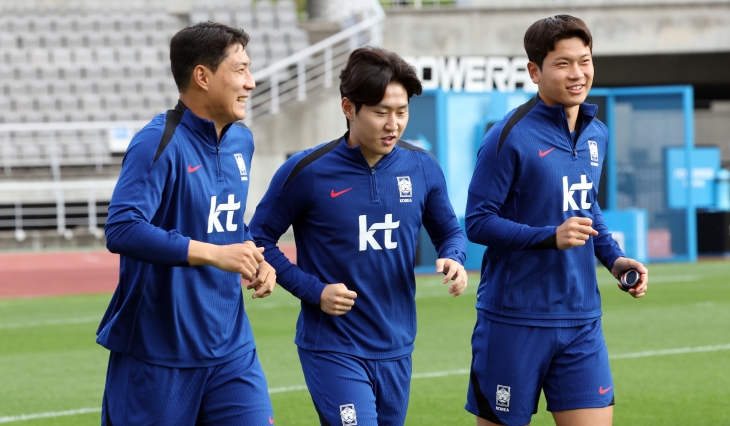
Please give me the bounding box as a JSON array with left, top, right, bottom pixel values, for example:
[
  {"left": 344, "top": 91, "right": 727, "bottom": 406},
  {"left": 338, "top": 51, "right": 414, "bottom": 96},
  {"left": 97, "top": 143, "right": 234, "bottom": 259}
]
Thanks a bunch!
[
  {"left": 97, "top": 101, "right": 258, "bottom": 367},
  {"left": 250, "top": 134, "right": 467, "bottom": 359},
  {"left": 465, "top": 95, "right": 624, "bottom": 327}
]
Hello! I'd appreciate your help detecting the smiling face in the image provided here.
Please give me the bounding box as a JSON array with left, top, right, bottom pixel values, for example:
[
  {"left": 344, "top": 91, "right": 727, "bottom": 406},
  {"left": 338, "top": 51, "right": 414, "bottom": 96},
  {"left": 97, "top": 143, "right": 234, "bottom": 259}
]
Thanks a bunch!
[
  {"left": 528, "top": 37, "right": 593, "bottom": 111},
  {"left": 343, "top": 82, "right": 409, "bottom": 167},
  {"left": 204, "top": 43, "right": 255, "bottom": 126}
]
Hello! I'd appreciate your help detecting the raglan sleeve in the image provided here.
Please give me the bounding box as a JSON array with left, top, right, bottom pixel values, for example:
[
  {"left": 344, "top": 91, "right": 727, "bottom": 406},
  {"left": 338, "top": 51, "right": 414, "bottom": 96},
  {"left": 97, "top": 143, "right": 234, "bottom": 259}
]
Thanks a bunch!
[
  {"left": 465, "top": 127, "right": 558, "bottom": 250},
  {"left": 249, "top": 155, "right": 328, "bottom": 305},
  {"left": 104, "top": 126, "right": 191, "bottom": 266},
  {"left": 420, "top": 154, "right": 466, "bottom": 265}
]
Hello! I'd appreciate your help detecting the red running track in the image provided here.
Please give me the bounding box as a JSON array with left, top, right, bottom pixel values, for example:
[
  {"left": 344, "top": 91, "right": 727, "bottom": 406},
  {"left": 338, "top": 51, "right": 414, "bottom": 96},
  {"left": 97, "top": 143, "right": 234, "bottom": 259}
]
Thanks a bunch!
[{"left": 0, "top": 244, "right": 297, "bottom": 299}]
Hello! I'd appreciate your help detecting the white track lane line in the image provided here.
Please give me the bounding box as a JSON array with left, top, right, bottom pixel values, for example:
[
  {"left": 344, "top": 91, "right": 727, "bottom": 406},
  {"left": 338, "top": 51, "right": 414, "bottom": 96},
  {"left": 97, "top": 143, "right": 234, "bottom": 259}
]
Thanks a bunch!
[
  {"left": 0, "top": 317, "right": 99, "bottom": 330},
  {"left": 2, "top": 343, "right": 729, "bottom": 423}
]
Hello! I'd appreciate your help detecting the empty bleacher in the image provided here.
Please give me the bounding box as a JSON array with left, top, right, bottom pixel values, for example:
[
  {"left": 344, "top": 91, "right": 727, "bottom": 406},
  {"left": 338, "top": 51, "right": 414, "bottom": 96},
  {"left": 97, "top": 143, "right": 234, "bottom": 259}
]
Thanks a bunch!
[{"left": 0, "top": 0, "right": 308, "bottom": 177}]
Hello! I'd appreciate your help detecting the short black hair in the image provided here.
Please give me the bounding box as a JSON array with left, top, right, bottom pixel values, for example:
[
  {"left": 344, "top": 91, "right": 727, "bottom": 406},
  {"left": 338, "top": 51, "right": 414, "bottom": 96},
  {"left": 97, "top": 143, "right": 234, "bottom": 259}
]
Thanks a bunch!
[
  {"left": 170, "top": 21, "right": 250, "bottom": 92},
  {"left": 524, "top": 15, "right": 593, "bottom": 70},
  {"left": 339, "top": 47, "right": 423, "bottom": 128}
]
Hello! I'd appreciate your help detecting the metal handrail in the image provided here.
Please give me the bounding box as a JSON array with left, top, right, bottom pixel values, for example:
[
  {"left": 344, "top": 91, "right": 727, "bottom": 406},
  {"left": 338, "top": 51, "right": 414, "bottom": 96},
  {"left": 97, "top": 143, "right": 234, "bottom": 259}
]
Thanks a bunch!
[
  {"left": 0, "top": 179, "right": 117, "bottom": 241},
  {"left": 246, "top": 0, "right": 385, "bottom": 123}
]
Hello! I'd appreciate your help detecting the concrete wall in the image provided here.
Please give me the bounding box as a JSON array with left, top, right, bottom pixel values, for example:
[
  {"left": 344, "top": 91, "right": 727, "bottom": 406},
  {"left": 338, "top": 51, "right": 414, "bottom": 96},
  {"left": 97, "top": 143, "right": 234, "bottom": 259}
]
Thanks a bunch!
[
  {"left": 696, "top": 102, "right": 730, "bottom": 168},
  {"left": 383, "top": 2, "right": 730, "bottom": 57}
]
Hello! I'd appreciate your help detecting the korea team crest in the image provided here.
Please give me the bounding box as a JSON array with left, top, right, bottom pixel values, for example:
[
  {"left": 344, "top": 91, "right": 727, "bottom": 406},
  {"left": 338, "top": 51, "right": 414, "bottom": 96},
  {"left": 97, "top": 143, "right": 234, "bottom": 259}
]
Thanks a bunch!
[
  {"left": 496, "top": 385, "right": 510, "bottom": 412},
  {"left": 397, "top": 176, "right": 412, "bottom": 203},
  {"left": 233, "top": 153, "right": 248, "bottom": 181},
  {"left": 340, "top": 404, "right": 357, "bottom": 426},
  {"left": 588, "top": 140, "right": 599, "bottom": 167}
]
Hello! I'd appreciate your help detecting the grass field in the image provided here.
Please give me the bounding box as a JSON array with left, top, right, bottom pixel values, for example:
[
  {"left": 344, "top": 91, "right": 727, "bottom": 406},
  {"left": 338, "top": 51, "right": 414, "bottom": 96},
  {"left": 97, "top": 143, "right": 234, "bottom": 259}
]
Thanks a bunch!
[{"left": 1, "top": 261, "right": 729, "bottom": 425}]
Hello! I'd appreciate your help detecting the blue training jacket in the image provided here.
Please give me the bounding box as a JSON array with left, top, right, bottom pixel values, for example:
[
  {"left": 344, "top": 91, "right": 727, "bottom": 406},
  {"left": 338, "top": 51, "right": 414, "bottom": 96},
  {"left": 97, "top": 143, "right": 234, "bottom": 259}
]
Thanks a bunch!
[
  {"left": 250, "top": 134, "right": 467, "bottom": 359},
  {"left": 465, "top": 95, "right": 624, "bottom": 327},
  {"left": 97, "top": 101, "right": 258, "bottom": 368}
]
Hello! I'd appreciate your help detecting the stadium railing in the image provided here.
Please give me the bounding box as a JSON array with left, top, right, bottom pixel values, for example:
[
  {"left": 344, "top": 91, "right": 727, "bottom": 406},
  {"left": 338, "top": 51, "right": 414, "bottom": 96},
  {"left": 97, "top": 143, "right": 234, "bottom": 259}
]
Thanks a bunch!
[
  {"left": 379, "top": 0, "right": 459, "bottom": 8},
  {"left": 245, "top": 0, "right": 385, "bottom": 123},
  {"left": 0, "top": 179, "right": 117, "bottom": 241}
]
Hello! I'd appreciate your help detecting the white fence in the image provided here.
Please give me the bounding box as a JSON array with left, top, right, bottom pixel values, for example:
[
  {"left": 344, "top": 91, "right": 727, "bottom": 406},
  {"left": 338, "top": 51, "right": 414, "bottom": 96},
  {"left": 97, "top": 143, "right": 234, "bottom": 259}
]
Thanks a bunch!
[
  {"left": 245, "top": 0, "right": 385, "bottom": 122},
  {"left": 0, "top": 179, "right": 117, "bottom": 241}
]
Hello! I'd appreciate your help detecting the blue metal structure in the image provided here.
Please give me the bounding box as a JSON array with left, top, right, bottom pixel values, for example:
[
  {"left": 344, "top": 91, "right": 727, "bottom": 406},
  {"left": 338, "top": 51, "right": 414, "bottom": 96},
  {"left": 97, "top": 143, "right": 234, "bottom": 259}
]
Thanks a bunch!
[{"left": 405, "top": 85, "right": 697, "bottom": 272}]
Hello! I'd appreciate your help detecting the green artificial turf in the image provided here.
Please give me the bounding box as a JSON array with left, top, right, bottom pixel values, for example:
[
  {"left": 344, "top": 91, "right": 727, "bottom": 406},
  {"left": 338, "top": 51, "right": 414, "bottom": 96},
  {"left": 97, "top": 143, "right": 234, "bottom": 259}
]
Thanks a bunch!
[{"left": 0, "top": 261, "right": 728, "bottom": 425}]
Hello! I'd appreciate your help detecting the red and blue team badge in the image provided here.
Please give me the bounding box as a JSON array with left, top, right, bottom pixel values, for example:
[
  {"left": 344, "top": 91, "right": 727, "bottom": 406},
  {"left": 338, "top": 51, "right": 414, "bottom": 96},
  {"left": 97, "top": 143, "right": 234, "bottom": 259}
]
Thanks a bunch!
[{"left": 339, "top": 403, "right": 357, "bottom": 426}]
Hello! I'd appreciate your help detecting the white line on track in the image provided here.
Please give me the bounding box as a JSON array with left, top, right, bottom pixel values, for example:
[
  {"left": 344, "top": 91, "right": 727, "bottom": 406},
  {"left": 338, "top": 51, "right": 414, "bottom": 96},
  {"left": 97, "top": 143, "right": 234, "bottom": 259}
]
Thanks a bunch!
[
  {"left": 0, "top": 316, "right": 99, "bottom": 330},
  {"left": 609, "top": 343, "right": 730, "bottom": 359},
  {"left": 0, "top": 408, "right": 100, "bottom": 423},
  {"left": 2, "top": 343, "right": 729, "bottom": 423}
]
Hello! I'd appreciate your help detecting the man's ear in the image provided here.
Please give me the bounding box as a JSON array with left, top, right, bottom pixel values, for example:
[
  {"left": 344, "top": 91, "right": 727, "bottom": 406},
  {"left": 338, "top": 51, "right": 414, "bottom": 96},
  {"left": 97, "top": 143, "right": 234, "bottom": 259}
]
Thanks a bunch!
[
  {"left": 191, "top": 65, "right": 211, "bottom": 91},
  {"left": 341, "top": 97, "right": 356, "bottom": 122},
  {"left": 527, "top": 62, "right": 541, "bottom": 85}
]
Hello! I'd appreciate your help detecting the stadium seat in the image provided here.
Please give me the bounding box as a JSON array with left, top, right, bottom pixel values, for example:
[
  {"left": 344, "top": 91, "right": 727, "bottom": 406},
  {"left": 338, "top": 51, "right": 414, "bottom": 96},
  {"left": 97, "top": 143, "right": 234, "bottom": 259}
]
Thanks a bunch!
[
  {"left": 59, "top": 96, "right": 81, "bottom": 112},
  {"left": 64, "top": 33, "right": 85, "bottom": 49},
  {"left": 0, "top": 33, "right": 16, "bottom": 50},
  {"left": 20, "top": 34, "right": 42, "bottom": 49},
  {"left": 286, "top": 28, "right": 310, "bottom": 53},
  {"left": 127, "top": 32, "right": 147, "bottom": 48},
  {"left": 140, "top": 79, "right": 162, "bottom": 95},
  {"left": 51, "top": 81, "right": 72, "bottom": 96},
  {"left": 233, "top": 9, "right": 254, "bottom": 29},
  {"left": 117, "top": 48, "right": 137, "bottom": 65},
  {"left": 74, "top": 48, "right": 94, "bottom": 66},
  {"left": 6, "top": 49, "right": 27, "bottom": 67},
  {"left": 12, "top": 17, "right": 32, "bottom": 34},
  {"left": 95, "top": 48, "right": 115, "bottom": 66},
  {"left": 82, "top": 65, "right": 104, "bottom": 82},
  {"left": 103, "top": 95, "right": 123, "bottom": 112},
  {"left": 52, "top": 48, "right": 74, "bottom": 67},
  {"left": 276, "top": 0, "right": 297, "bottom": 28},
  {"left": 87, "top": 33, "right": 105, "bottom": 48},
  {"left": 81, "top": 94, "right": 103, "bottom": 112},
  {"left": 106, "top": 32, "right": 126, "bottom": 48},
  {"left": 269, "top": 42, "right": 288, "bottom": 64},
  {"left": 89, "top": 110, "right": 111, "bottom": 122},
  {"left": 28, "top": 49, "right": 49, "bottom": 67},
  {"left": 254, "top": 1, "right": 275, "bottom": 29},
  {"left": 147, "top": 93, "right": 168, "bottom": 113},
  {"left": 59, "top": 66, "right": 82, "bottom": 81},
  {"left": 29, "top": 81, "right": 50, "bottom": 96},
  {"left": 212, "top": 10, "right": 234, "bottom": 26},
  {"left": 117, "top": 80, "right": 139, "bottom": 94},
  {"left": 138, "top": 47, "right": 160, "bottom": 66},
  {"left": 51, "top": 17, "right": 74, "bottom": 33},
  {"left": 8, "top": 83, "right": 29, "bottom": 98}
]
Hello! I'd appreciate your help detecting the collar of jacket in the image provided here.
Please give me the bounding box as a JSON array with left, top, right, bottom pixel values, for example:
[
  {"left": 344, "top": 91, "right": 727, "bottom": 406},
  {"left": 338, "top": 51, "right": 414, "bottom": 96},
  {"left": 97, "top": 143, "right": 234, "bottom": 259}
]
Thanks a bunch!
[
  {"left": 336, "top": 130, "right": 402, "bottom": 169},
  {"left": 175, "top": 100, "right": 235, "bottom": 147},
  {"left": 533, "top": 93, "right": 599, "bottom": 123}
]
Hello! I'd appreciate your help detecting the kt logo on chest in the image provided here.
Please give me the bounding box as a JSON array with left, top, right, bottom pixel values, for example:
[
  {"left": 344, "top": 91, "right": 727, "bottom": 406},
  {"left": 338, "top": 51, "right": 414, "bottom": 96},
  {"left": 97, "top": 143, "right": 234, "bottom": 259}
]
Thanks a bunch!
[
  {"left": 208, "top": 194, "right": 240, "bottom": 233},
  {"left": 359, "top": 214, "right": 399, "bottom": 251}
]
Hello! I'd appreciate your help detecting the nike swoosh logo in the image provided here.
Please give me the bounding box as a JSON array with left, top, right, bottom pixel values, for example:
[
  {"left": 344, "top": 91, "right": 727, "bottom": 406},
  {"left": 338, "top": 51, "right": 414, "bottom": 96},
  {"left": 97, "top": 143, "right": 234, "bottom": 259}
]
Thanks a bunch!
[
  {"left": 331, "top": 188, "right": 353, "bottom": 198},
  {"left": 539, "top": 148, "right": 556, "bottom": 157},
  {"left": 599, "top": 386, "right": 612, "bottom": 395},
  {"left": 188, "top": 164, "right": 202, "bottom": 173}
]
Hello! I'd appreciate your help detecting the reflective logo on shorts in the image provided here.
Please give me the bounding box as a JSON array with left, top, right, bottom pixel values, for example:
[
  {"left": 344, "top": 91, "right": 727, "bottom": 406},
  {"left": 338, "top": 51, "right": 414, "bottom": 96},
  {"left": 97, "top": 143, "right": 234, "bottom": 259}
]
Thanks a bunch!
[
  {"left": 340, "top": 404, "right": 357, "bottom": 425},
  {"left": 496, "top": 385, "right": 511, "bottom": 412}
]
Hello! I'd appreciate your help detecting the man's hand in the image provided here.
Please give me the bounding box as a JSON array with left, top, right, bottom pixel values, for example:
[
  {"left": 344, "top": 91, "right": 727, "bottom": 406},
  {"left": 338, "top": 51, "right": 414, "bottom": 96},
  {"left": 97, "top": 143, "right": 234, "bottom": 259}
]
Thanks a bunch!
[
  {"left": 320, "top": 283, "right": 357, "bottom": 315},
  {"left": 556, "top": 217, "right": 599, "bottom": 249},
  {"left": 188, "top": 240, "right": 264, "bottom": 280},
  {"left": 611, "top": 257, "right": 648, "bottom": 298},
  {"left": 436, "top": 258, "right": 467, "bottom": 297},
  {"left": 246, "top": 261, "right": 276, "bottom": 299}
]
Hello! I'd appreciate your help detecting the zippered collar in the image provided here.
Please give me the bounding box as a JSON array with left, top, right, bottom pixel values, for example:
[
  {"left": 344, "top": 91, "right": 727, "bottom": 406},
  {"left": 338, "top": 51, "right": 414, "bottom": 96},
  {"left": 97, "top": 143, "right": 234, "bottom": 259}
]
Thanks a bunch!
[
  {"left": 336, "top": 131, "right": 401, "bottom": 170},
  {"left": 175, "top": 100, "right": 235, "bottom": 147}
]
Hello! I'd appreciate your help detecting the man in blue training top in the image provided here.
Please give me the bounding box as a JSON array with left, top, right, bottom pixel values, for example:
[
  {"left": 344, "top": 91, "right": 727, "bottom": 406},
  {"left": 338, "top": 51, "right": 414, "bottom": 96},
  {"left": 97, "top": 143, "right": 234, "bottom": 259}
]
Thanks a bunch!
[
  {"left": 249, "top": 47, "right": 468, "bottom": 426},
  {"left": 97, "top": 22, "right": 276, "bottom": 425},
  {"left": 464, "top": 15, "right": 649, "bottom": 426}
]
